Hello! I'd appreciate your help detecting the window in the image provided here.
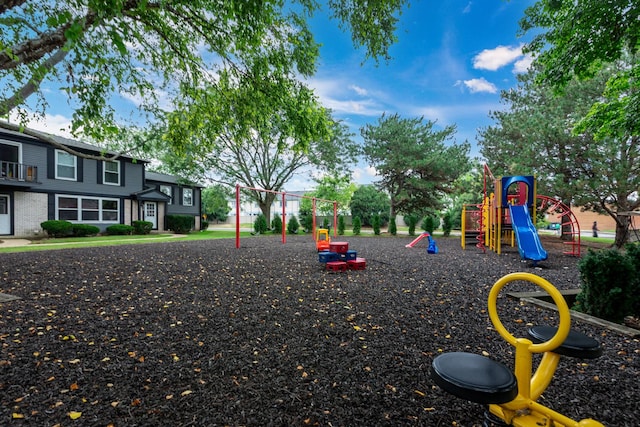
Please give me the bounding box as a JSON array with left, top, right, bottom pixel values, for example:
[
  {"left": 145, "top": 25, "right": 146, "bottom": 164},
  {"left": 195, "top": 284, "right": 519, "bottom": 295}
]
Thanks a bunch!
[
  {"left": 103, "top": 161, "right": 120, "bottom": 185},
  {"left": 160, "top": 185, "right": 172, "bottom": 204},
  {"left": 55, "top": 150, "right": 77, "bottom": 180},
  {"left": 183, "top": 188, "right": 193, "bottom": 206},
  {"left": 56, "top": 195, "right": 119, "bottom": 222}
]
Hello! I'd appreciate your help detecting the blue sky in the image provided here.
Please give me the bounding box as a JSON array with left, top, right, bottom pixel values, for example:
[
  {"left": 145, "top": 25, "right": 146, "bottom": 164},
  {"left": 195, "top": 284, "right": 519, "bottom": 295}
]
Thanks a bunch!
[
  {"left": 289, "top": 0, "right": 537, "bottom": 189},
  {"left": 18, "top": 0, "right": 537, "bottom": 190}
]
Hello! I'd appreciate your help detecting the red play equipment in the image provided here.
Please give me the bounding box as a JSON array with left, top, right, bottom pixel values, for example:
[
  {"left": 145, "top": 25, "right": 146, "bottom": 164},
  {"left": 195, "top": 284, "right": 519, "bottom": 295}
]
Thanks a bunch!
[
  {"left": 405, "top": 232, "right": 431, "bottom": 248},
  {"left": 461, "top": 165, "right": 581, "bottom": 257},
  {"left": 234, "top": 184, "right": 338, "bottom": 249}
]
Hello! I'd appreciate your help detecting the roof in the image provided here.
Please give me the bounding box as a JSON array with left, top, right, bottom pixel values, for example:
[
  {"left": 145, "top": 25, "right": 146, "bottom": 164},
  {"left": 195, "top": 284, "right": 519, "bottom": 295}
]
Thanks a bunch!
[
  {"left": 146, "top": 171, "right": 204, "bottom": 188},
  {"left": 132, "top": 187, "right": 171, "bottom": 202},
  {"left": 0, "top": 126, "right": 146, "bottom": 162}
]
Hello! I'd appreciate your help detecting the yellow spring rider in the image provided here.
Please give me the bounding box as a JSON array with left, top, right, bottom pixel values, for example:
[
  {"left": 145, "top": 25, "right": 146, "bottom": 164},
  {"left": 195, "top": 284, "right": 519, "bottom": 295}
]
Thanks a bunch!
[{"left": 431, "top": 272, "right": 604, "bottom": 427}]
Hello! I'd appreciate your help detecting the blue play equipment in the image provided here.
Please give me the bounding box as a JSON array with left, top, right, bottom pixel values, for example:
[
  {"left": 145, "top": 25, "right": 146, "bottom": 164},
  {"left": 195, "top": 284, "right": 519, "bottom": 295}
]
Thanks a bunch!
[{"left": 509, "top": 204, "right": 547, "bottom": 262}]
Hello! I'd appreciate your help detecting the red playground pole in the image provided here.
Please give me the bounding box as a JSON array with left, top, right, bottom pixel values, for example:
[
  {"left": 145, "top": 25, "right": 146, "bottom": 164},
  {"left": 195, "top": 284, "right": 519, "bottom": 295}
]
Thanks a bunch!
[
  {"left": 281, "top": 192, "right": 286, "bottom": 244},
  {"left": 235, "top": 184, "right": 240, "bottom": 249},
  {"left": 333, "top": 201, "right": 338, "bottom": 237}
]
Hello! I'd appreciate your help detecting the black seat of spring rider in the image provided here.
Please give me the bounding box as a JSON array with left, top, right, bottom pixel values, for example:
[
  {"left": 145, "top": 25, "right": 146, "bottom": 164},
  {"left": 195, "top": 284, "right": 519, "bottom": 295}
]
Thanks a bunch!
[
  {"left": 527, "top": 325, "right": 602, "bottom": 359},
  {"left": 431, "top": 327, "right": 602, "bottom": 404},
  {"left": 430, "top": 352, "right": 518, "bottom": 404}
]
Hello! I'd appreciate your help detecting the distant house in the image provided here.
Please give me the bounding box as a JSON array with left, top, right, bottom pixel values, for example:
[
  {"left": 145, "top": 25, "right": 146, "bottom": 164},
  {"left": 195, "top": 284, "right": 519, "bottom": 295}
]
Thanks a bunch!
[{"left": 0, "top": 127, "right": 202, "bottom": 237}]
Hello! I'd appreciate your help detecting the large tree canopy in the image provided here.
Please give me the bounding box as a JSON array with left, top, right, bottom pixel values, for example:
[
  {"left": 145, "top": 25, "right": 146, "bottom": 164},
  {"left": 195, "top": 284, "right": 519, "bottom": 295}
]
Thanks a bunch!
[
  {"left": 520, "top": 0, "right": 640, "bottom": 137},
  {"left": 155, "top": 106, "right": 359, "bottom": 222},
  {"left": 0, "top": 0, "right": 407, "bottom": 156},
  {"left": 361, "top": 113, "right": 470, "bottom": 218}
]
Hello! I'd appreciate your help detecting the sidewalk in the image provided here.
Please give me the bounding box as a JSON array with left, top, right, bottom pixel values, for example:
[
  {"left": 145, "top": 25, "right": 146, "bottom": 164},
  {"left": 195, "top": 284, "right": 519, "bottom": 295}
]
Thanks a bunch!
[{"left": 0, "top": 239, "right": 31, "bottom": 248}]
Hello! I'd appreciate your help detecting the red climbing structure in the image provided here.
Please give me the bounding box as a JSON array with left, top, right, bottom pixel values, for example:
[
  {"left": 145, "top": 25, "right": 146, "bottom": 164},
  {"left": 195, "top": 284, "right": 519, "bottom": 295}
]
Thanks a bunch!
[{"left": 537, "top": 195, "right": 581, "bottom": 257}]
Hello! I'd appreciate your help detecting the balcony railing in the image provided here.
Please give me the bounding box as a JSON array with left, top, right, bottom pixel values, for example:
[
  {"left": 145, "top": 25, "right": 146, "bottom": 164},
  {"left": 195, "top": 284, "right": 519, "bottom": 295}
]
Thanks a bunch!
[{"left": 0, "top": 161, "right": 38, "bottom": 183}]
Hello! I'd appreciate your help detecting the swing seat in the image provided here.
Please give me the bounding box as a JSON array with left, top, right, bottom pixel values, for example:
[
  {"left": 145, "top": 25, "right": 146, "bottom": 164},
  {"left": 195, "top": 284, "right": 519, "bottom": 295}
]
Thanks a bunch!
[
  {"left": 527, "top": 326, "right": 602, "bottom": 359},
  {"left": 431, "top": 352, "right": 518, "bottom": 404}
]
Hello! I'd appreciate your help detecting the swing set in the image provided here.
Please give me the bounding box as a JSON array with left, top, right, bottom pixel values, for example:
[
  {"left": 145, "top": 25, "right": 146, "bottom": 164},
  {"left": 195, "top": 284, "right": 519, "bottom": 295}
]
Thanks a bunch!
[{"left": 234, "top": 184, "right": 338, "bottom": 249}]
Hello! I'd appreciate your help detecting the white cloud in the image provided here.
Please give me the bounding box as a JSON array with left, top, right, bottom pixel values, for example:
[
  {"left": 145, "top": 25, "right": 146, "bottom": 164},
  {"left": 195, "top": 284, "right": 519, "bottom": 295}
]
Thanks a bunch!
[
  {"left": 473, "top": 44, "right": 524, "bottom": 71},
  {"left": 307, "top": 77, "right": 384, "bottom": 117},
  {"left": 462, "top": 2, "right": 472, "bottom": 13},
  {"left": 352, "top": 165, "right": 378, "bottom": 184},
  {"left": 513, "top": 54, "right": 534, "bottom": 73},
  {"left": 458, "top": 78, "right": 498, "bottom": 94},
  {"left": 349, "top": 85, "right": 368, "bottom": 96},
  {"left": 9, "top": 111, "right": 74, "bottom": 138}
]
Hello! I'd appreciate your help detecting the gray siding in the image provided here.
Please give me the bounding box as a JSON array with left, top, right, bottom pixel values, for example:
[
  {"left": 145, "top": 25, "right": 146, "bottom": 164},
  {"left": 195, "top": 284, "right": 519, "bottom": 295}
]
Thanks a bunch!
[{"left": 17, "top": 138, "right": 145, "bottom": 196}]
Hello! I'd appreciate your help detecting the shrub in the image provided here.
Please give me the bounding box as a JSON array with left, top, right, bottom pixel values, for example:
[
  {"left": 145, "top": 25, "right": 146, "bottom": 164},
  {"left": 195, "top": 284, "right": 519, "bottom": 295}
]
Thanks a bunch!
[
  {"left": 352, "top": 216, "right": 361, "bottom": 235},
  {"left": 388, "top": 216, "right": 397, "bottom": 236},
  {"left": 254, "top": 214, "right": 268, "bottom": 234},
  {"left": 106, "top": 224, "right": 134, "bottom": 235},
  {"left": 404, "top": 214, "right": 418, "bottom": 236},
  {"left": 575, "top": 248, "right": 638, "bottom": 323},
  {"left": 337, "top": 215, "right": 345, "bottom": 235},
  {"left": 132, "top": 220, "right": 153, "bottom": 235},
  {"left": 40, "top": 220, "right": 73, "bottom": 238},
  {"left": 442, "top": 212, "right": 453, "bottom": 237},
  {"left": 287, "top": 215, "right": 300, "bottom": 234},
  {"left": 72, "top": 224, "right": 100, "bottom": 237},
  {"left": 271, "top": 214, "right": 282, "bottom": 234},
  {"left": 166, "top": 215, "right": 194, "bottom": 234},
  {"left": 201, "top": 220, "right": 209, "bottom": 231},
  {"left": 421, "top": 215, "right": 436, "bottom": 234},
  {"left": 372, "top": 214, "right": 381, "bottom": 235}
]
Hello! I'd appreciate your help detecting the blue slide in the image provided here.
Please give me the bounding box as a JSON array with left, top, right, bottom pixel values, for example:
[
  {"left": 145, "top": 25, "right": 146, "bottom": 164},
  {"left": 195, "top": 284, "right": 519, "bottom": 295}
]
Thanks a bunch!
[{"left": 509, "top": 205, "right": 548, "bottom": 262}]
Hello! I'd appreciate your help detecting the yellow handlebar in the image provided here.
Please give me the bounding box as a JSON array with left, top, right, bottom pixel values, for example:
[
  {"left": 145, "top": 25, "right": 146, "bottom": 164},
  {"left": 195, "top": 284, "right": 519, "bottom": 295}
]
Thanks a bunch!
[{"left": 488, "top": 272, "right": 571, "bottom": 353}]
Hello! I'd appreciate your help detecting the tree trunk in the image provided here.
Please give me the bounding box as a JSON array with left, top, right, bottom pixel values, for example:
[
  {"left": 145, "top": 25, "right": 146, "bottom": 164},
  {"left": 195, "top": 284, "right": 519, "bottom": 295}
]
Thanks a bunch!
[{"left": 614, "top": 214, "right": 630, "bottom": 249}]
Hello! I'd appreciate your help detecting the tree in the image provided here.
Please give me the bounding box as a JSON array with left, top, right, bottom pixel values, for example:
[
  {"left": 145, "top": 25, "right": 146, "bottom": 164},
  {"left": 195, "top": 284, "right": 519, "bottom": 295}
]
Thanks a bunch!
[
  {"left": 520, "top": 1, "right": 640, "bottom": 246},
  {"left": 478, "top": 64, "right": 639, "bottom": 247},
  {"left": 158, "top": 110, "right": 358, "bottom": 224},
  {"left": 361, "top": 113, "right": 470, "bottom": 218},
  {"left": 0, "top": 0, "right": 407, "bottom": 157},
  {"left": 520, "top": 0, "right": 640, "bottom": 139},
  {"left": 445, "top": 161, "right": 484, "bottom": 230},
  {"left": 201, "top": 185, "right": 232, "bottom": 223},
  {"left": 311, "top": 174, "right": 357, "bottom": 216},
  {"left": 350, "top": 185, "right": 390, "bottom": 227}
]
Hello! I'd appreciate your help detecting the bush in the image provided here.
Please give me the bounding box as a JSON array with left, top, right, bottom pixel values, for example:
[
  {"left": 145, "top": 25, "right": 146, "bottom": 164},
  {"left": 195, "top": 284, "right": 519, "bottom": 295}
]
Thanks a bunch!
[
  {"left": 372, "top": 214, "right": 381, "bottom": 235},
  {"left": 442, "top": 212, "right": 453, "bottom": 237},
  {"left": 624, "top": 243, "right": 640, "bottom": 316},
  {"left": 72, "top": 224, "right": 100, "bottom": 237},
  {"left": 421, "top": 215, "right": 436, "bottom": 234},
  {"left": 40, "top": 220, "right": 73, "bottom": 238},
  {"left": 575, "top": 248, "right": 638, "bottom": 323},
  {"left": 404, "top": 214, "right": 419, "bottom": 236},
  {"left": 254, "top": 214, "right": 268, "bottom": 234},
  {"left": 106, "top": 224, "right": 134, "bottom": 235},
  {"left": 132, "top": 220, "right": 153, "bottom": 235},
  {"left": 338, "top": 215, "right": 345, "bottom": 236},
  {"left": 166, "top": 215, "right": 194, "bottom": 234},
  {"left": 271, "top": 214, "right": 282, "bottom": 234},
  {"left": 287, "top": 215, "right": 300, "bottom": 234},
  {"left": 201, "top": 220, "right": 209, "bottom": 231},
  {"left": 388, "top": 216, "right": 397, "bottom": 236},
  {"left": 352, "top": 216, "right": 361, "bottom": 236}
]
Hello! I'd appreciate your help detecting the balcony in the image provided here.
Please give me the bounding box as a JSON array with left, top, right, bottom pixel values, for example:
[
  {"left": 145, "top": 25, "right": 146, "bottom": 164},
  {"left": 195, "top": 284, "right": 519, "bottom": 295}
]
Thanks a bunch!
[{"left": 0, "top": 161, "right": 38, "bottom": 185}]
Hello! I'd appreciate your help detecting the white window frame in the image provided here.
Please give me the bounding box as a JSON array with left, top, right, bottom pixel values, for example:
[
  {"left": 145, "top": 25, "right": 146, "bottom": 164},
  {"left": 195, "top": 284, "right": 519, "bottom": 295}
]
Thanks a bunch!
[
  {"left": 56, "top": 195, "right": 119, "bottom": 223},
  {"left": 160, "top": 185, "right": 172, "bottom": 204},
  {"left": 182, "top": 188, "right": 193, "bottom": 206},
  {"left": 55, "top": 150, "right": 77, "bottom": 181},
  {"left": 103, "top": 160, "right": 120, "bottom": 186}
]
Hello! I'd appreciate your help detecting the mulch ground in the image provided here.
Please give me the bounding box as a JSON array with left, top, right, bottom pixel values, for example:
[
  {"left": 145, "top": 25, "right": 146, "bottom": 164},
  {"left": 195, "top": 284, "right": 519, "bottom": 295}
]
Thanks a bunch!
[{"left": 0, "top": 234, "right": 637, "bottom": 426}]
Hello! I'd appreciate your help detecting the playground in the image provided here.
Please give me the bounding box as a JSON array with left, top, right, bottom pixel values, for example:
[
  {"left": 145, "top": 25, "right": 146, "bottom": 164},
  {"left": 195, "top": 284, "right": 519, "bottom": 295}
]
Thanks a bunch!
[{"left": 0, "top": 235, "right": 637, "bottom": 426}]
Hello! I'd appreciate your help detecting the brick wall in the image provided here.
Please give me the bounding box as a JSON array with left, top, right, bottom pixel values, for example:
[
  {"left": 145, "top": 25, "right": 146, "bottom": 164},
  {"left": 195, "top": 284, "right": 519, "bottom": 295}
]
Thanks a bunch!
[{"left": 14, "top": 191, "right": 48, "bottom": 237}]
